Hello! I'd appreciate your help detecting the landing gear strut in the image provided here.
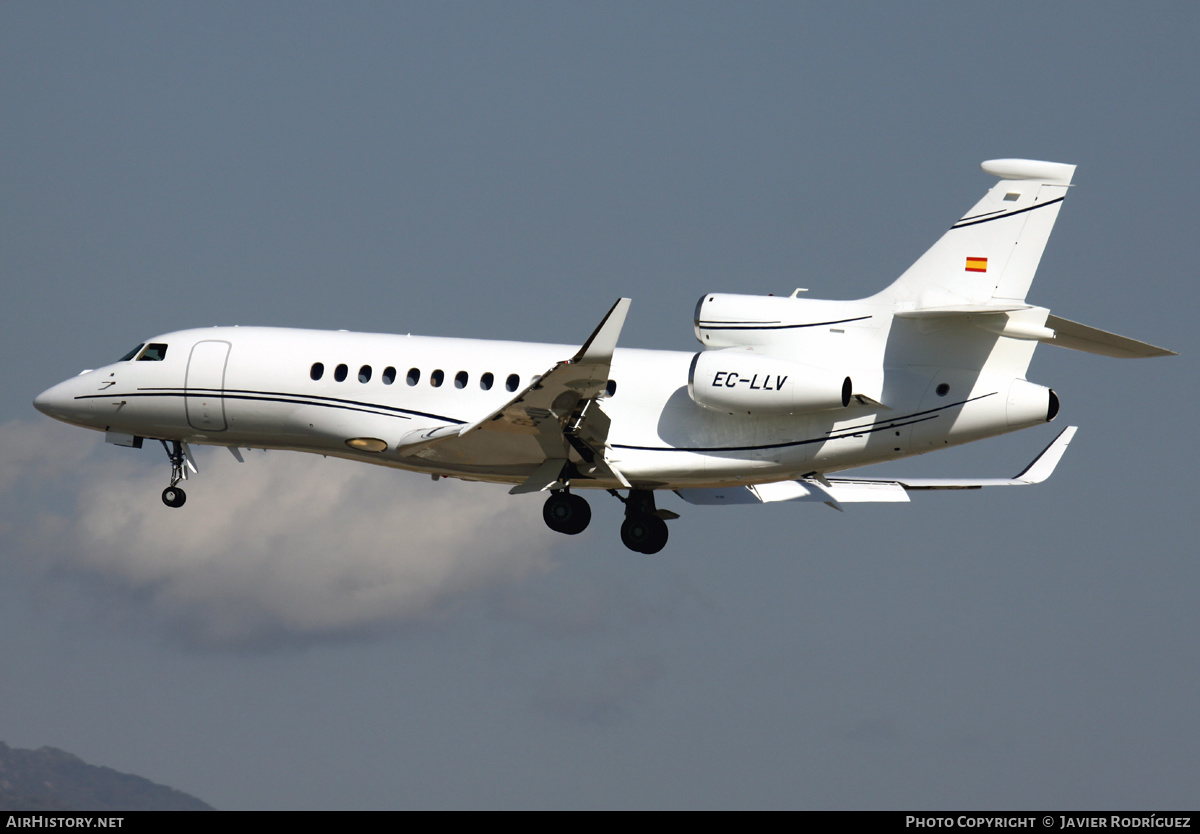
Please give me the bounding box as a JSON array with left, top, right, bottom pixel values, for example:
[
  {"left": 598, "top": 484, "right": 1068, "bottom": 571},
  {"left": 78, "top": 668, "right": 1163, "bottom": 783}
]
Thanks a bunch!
[
  {"left": 543, "top": 490, "right": 591, "bottom": 535},
  {"left": 611, "top": 489, "right": 670, "bottom": 554},
  {"left": 160, "top": 439, "right": 188, "bottom": 508}
]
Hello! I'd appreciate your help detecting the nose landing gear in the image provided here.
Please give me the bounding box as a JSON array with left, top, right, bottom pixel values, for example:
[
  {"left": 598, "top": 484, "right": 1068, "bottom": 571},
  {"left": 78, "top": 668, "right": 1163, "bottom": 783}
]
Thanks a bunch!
[
  {"left": 161, "top": 485, "right": 186, "bottom": 508},
  {"left": 159, "top": 439, "right": 193, "bottom": 508}
]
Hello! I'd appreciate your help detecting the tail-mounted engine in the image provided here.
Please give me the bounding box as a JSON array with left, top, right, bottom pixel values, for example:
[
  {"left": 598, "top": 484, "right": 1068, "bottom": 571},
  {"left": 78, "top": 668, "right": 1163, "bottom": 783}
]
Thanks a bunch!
[
  {"left": 688, "top": 348, "right": 852, "bottom": 415},
  {"left": 694, "top": 292, "right": 878, "bottom": 349}
]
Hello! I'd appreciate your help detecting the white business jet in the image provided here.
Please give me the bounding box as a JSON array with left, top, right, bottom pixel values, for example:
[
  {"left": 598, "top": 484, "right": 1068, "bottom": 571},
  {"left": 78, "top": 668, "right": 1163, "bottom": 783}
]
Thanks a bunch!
[{"left": 34, "top": 159, "right": 1174, "bottom": 553}]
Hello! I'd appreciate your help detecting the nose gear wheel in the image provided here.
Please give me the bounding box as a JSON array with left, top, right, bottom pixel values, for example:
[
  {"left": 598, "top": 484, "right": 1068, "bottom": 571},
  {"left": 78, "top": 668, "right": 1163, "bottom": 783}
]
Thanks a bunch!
[{"left": 159, "top": 439, "right": 189, "bottom": 509}]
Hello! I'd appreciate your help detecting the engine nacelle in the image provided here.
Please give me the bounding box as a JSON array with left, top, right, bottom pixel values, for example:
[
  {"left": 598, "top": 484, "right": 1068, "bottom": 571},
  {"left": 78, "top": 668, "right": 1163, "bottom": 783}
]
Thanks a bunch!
[
  {"left": 1007, "top": 378, "right": 1060, "bottom": 426},
  {"left": 688, "top": 348, "right": 852, "bottom": 415},
  {"left": 694, "top": 292, "right": 881, "bottom": 349}
]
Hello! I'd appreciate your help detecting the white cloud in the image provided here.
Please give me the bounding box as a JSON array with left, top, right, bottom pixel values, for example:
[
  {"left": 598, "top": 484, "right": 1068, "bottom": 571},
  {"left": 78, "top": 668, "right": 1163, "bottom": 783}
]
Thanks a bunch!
[
  {"left": 1, "top": 421, "right": 556, "bottom": 648},
  {"left": 0, "top": 419, "right": 97, "bottom": 492}
]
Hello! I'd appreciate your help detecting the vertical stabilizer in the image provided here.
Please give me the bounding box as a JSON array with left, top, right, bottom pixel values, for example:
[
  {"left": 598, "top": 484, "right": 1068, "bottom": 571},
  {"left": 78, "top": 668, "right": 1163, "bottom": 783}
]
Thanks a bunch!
[{"left": 877, "top": 159, "right": 1076, "bottom": 309}]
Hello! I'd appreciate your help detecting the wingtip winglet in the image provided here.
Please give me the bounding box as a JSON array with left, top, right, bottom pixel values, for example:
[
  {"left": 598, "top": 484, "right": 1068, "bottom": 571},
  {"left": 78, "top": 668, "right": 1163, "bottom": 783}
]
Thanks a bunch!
[
  {"left": 575, "top": 298, "right": 632, "bottom": 364},
  {"left": 1014, "top": 425, "right": 1078, "bottom": 483}
]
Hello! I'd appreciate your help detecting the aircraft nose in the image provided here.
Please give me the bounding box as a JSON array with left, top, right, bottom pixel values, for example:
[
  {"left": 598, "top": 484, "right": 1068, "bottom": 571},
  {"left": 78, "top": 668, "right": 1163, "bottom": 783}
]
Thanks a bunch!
[
  {"left": 33, "top": 375, "right": 93, "bottom": 424},
  {"left": 34, "top": 380, "right": 70, "bottom": 418}
]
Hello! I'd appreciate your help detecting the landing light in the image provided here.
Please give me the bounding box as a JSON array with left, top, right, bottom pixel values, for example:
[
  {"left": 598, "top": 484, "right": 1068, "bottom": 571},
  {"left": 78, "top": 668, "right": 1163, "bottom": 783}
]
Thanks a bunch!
[{"left": 345, "top": 437, "right": 387, "bottom": 453}]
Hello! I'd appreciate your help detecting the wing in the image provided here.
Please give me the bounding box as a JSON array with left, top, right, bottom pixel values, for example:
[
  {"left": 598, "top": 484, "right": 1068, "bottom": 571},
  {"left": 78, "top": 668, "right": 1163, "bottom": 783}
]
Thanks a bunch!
[
  {"left": 396, "top": 299, "right": 633, "bottom": 493},
  {"left": 677, "top": 425, "right": 1077, "bottom": 509}
]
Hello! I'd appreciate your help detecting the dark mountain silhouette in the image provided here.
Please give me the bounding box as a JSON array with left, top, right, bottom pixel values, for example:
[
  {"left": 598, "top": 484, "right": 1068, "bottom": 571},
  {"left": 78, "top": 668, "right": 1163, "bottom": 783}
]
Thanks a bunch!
[{"left": 0, "top": 741, "right": 213, "bottom": 811}]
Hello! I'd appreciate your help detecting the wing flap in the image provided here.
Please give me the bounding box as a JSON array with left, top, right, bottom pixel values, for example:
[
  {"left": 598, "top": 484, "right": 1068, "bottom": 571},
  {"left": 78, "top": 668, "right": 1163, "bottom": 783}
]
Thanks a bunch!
[
  {"left": 509, "top": 458, "right": 569, "bottom": 495},
  {"left": 677, "top": 479, "right": 910, "bottom": 506}
]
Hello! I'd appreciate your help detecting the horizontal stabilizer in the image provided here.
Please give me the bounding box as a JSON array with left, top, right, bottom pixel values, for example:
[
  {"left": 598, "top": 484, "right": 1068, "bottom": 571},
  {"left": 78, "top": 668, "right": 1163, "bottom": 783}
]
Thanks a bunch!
[
  {"left": 676, "top": 426, "right": 1077, "bottom": 506},
  {"left": 1043, "top": 315, "right": 1176, "bottom": 359}
]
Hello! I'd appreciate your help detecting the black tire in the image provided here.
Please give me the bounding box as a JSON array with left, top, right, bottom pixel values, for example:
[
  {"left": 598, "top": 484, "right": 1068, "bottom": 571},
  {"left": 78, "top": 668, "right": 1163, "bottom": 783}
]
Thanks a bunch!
[
  {"left": 620, "top": 514, "right": 668, "bottom": 554},
  {"left": 542, "top": 492, "right": 591, "bottom": 535},
  {"left": 161, "top": 486, "right": 187, "bottom": 508}
]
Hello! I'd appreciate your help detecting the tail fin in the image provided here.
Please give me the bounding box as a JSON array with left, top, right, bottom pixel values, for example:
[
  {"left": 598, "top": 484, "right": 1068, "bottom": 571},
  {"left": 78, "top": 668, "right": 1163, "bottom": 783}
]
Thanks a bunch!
[{"left": 877, "top": 159, "right": 1076, "bottom": 309}]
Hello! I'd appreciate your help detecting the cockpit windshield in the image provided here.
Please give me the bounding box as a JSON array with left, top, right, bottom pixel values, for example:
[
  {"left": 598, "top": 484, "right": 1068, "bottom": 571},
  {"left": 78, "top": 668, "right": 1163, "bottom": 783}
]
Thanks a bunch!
[
  {"left": 138, "top": 343, "right": 168, "bottom": 361},
  {"left": 118, "top": 342, "right": 169, "bottom": 362}
]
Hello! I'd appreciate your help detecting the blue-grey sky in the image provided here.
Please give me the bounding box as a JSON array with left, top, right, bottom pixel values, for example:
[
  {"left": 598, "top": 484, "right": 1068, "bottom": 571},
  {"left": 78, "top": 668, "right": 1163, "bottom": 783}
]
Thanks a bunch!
[{"left": 1, "top": 2, "right": 1196, "bottom": 810}]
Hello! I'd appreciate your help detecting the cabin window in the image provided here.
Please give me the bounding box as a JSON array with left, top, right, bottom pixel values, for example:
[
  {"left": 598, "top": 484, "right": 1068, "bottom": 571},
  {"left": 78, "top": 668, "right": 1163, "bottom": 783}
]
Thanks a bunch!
[
  {"left": 358, "top": 365, "right": 372, "bottom": 383},
  {"left": 335, "top": 364, "right": 348, "bottom": 382},
  {"left": 407, "top": 368, "right": 420, "bottom": 385},
  {"left": 454, "top": 371, "right": 468, "bottom": 389},
  {"left": 310, "top": 362, "right": 324, "bottom": 381},
  {"left": 138, "top": 343, "right": 169, "bottom": 362},
  {"left": 480, "top": 372, "right": 494, "bottom": 391},
  {"left": 119, "top": 344, "right": 145, "bottom": 362},
  {"left": 505, "top": 373, "right": 520, "bottom": 392},
  {"left": 605, "top": 379, "right": 617, "bottom": 397},
  {"left": 382, "top": 366, "right": 396, "bottom": 385},
  {"left": 431, "top": 369, "right": 444, "bottom": 388},
  {"left": 936, "top": 383, "right": 950, "bottom": 397}
]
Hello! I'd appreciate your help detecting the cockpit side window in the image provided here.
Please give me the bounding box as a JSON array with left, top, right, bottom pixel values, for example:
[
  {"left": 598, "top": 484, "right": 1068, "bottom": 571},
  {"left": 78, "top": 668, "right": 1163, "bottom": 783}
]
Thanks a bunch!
[
  {"left": 137, "top": 343, "right": 169, "bottom": 361},
  {"left": 119, "top": 344, "right": 146, "bottom": 362}
]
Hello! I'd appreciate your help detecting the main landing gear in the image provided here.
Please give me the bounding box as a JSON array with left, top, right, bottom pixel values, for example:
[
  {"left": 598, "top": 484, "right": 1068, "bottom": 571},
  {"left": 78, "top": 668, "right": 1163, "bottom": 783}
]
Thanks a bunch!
[
  {"left": 613, "top": 489, "right": 669, "bottom": 554},
  {"left": 159, "top": 439, "right": 190, "bottom": 508},
  {"left": 542, "top": 489, "right": 592, "bottom": 535},
  {"left": 541, "top": 487, "right": 673, "bottom": 554}
]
